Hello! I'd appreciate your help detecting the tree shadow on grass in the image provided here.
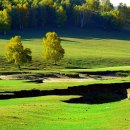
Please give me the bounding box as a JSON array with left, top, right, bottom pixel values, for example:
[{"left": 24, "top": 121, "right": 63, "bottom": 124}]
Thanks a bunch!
[
  {"left": 1, "top": 27, "right": 130, "bottom": 41},
  {"left": 0, "top": 82, "right": 130, "bottom": 104},
  {"left": 61, "top": 38, "right": 79, "bottom": 43}
]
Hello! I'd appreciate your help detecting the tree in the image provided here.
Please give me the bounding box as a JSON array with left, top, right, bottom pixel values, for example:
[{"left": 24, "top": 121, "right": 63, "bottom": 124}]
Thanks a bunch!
[
  {"left": 12, "top": 4, "right": 29, "bottom": 29},
  {"left": 5, "top": 36, "right": 32, "bottom": 68},
  {"left": 74, "top": 4, "right": 91, "bottom": 28},
  {"left": 43, "top": 32, "right": 65, "bottom": 65},
  {"left": 101, "top": 10, "right": 124, "bottom": 30},
  {"left": 55, "top": 5, "right": 67, "bottom": 26},
  {"left": 38, "top": 2, "right": 47, "bottom": 28},
  {"left": 0, "top": 0, "right": 128, "bottom": 31},
  {"left": 0, "top": 9, "right": 11, "bottom": 34},
  {"left": 2, "top": 0, "right": 12, "bottom": 11},
  {"left": 127, "top": 6, "right": 130, "bottom": 23},
  {"left": 118, "top": 3, "right": 128, "bottom": 24},
  {"left": 104, "top": 0, "right": 113, "bottom": 11},
  {"left": 86, "top": 0, "right": 100, "bottom": 11}
]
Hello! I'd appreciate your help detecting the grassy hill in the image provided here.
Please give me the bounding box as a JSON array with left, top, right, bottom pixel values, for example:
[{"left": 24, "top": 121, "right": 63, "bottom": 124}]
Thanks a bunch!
[
  {"left": 1, "top": 28, "right": 130, "bottom": 71},
  {"left": 1, "top": 95, "right": 130, "bottom": 130},
  {"left": 1, "top": 28, "right": 130, "bottom": 130}
]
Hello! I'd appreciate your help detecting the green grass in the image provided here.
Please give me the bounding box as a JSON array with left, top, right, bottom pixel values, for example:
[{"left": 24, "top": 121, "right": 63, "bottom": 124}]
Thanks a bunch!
[
  {"left": 1, "top": 28, "right": 130, "bottom": 70},
  {"left": 29, "top": 66, "right": 130, "bottom": 74},
  {"left": 0, "top": 95, "right": 130, "bottom": 130},
  {"left": 0, "top": 76, "right": 130, "bottom": 129},
  {"left": 1, "top": 28, "right": 130, "bottom": 130},
  {"left": 0, "top": 77, "right": 130, "bottom": 92}
]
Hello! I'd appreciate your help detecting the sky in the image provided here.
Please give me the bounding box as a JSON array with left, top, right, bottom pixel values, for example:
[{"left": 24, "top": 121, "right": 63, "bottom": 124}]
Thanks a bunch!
[{"left": 110, "top": 0, "right": 130, "bottom": 6}]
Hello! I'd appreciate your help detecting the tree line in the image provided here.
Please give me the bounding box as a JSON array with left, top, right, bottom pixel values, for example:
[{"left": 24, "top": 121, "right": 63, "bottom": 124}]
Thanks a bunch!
[{"left": 0, "top": 0, "right": 130, "bottom": 34}]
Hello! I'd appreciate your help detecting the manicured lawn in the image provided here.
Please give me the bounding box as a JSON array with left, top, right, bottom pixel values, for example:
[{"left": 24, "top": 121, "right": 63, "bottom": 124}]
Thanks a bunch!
[
  {"left": 0, "top": 95, "right": 130, "bottom": 130},
  {"left": 0, "top": 28, "right": 130, "bottom": 70},
  {"left": 0, "top": 72, "right": 130, "bottom": 129},
  {"left": 1, "top": 28, "right": 130, "bottom": 130},
  {"left": 0, "top": 76, "right": 130, "bottom": 92}
]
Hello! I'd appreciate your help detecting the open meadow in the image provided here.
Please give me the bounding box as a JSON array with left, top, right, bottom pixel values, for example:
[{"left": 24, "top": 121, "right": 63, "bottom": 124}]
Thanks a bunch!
[
  {"left": 1, "top": 28, "right": 130, "bottom": 70},
  {"left": 1, "top": 28, "right": 130, "bottom": 130}
]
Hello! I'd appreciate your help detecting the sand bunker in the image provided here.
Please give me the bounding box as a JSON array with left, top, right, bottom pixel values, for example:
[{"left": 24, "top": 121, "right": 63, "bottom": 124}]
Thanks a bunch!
[{"left": 43, "top": 77, "right": 94, "bottom": 82}]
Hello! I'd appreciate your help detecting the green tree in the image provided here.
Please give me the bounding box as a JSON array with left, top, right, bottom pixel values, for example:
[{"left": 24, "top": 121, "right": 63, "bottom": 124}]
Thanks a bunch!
[
  {"left": 43, "top": 32, "right": 65, "bottom": 65},
  {"left": 0, "top": 9, "right": 11, "bottom": 34},
  {"left": 12, "top": 4, "right": 29, "bottom": 29},
  {"left": 127, "top": 6, "right": 130, "bottom": 23},
  {"left": 55, "top": 5, "right": 67, "bottom": 26},
  {"left": 74, "top": 4, "right": 91, "bottom": 28},
  {"left": 5, "top": 36, "right": 32, "bottom": 68},
  {"left": 86, "top": 0, "right": 100, "bottom": 11},
  {"left": 0, "top": 0, "right": 128, "bottom": 31},
  {"left": 101, "top": 10, "right": 124, "bottom": 30},
  {"left": 104, "top": 0, "right": 113, "bottom": 11},
  {"left": 2, "top": 0, "right": 12, "bottom": 11},
  {"left": 118, "top": 3, "right": 128, "bottom": 24},
  {"left": 38, "top": 2, "right": 47, "bottom": 28}
]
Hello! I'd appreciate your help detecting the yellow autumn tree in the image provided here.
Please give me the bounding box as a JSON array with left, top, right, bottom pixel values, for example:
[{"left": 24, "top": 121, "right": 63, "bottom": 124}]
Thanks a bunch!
[
  {"left": 43, "top": 32, "right": 65, "bottom": 65},
  {"left": 0, "top": 9, "right": 11, "bottom": 34},
  {"left": 5, "top": 36, "right": 32, "bottom": 68}
]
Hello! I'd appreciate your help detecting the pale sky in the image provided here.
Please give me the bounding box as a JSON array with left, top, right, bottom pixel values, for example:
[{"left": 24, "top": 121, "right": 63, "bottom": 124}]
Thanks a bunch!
[{"left": 110, "top": 0, "right": 130, "bottom": 6}]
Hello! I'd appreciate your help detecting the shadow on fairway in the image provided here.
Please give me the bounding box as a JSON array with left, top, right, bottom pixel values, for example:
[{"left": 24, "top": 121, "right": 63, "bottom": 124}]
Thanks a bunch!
[
  {"left": 0, "top": 82, "right": 130, "bottom": 104},
  {"left": 1, "top": 27, "right": 130, "bottom": 41}
]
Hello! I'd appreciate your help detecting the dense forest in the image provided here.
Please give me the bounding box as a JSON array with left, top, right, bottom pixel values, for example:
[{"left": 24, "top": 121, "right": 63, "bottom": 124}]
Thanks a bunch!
[{"left": 0, "top": 0, "right": 130, "bottom": 34}]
